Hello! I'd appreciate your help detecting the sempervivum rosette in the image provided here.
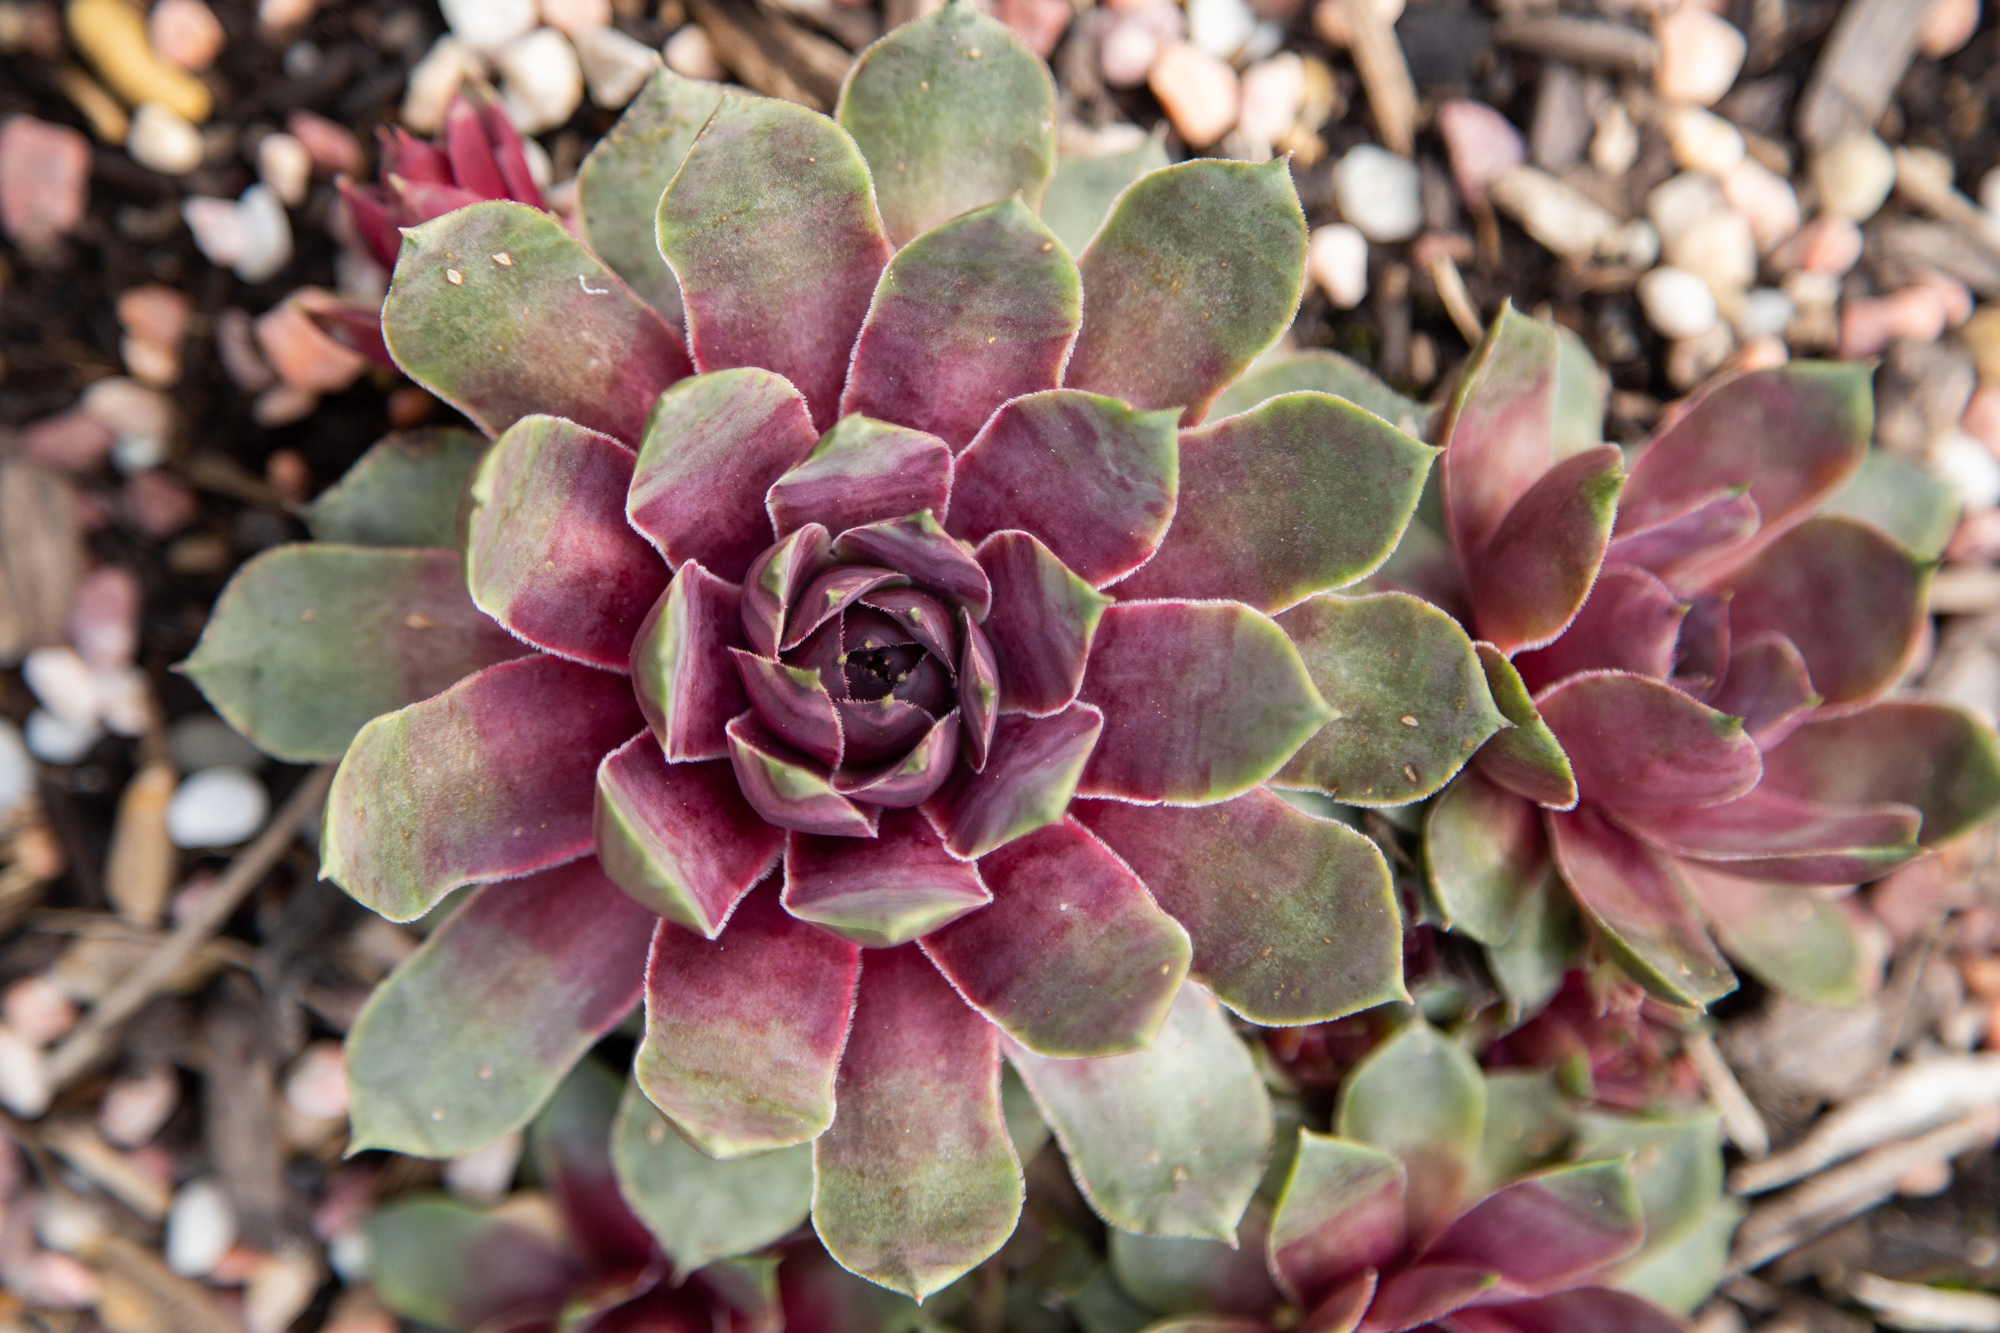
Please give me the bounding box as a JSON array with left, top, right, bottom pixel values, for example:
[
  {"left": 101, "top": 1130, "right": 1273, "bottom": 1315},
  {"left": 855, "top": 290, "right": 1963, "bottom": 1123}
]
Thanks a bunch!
[{"left": 187, "top": 6, "right": 1515, "bottom": 1296}]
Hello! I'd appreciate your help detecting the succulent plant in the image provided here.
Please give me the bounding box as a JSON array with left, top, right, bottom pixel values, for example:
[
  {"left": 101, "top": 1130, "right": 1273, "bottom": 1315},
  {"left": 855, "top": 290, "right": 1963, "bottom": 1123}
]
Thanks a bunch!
[
  {"left": 1421, "top": 307, "right": 2000, "bottom": 1010},
  {"left": 185, "top": 6, "right": 1513, "bottom": 1297}
]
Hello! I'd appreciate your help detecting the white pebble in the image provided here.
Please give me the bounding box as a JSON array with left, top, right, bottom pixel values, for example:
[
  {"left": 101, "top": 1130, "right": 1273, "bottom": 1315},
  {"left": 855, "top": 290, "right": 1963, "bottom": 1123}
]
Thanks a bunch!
[
  {"left": 1665, "top": 105, "right": 1744, "bottom": 175},
  {"left": 0, "top": 1025, "right": 51, "bottom": 1117},
  {"left": 35, "top": 1192, "right": 104, "bottom": 1252},
  {"left": 444, "top": 1131, "right": 524, "bottom": 1203},
  {"left": 1654, "top": 6, "right": 1746, "bottom": 106},
  {"left": 100, "top": 1068, "right": 180, "bottom": 1148},
  {"left": 1664, "top": 204, "right": 1757, "bottom": 295},
  {"left": 25, "top": 710, "right": 101, "bottom": 764},
  {"left": 95, "top": 666, "right": 152, "bottom": 736},
  {"left": 1333, "top": 144, "right": 1423, "bottom": 243},
  {"left": 182, "top": 195, "right": 249, "bottom": 268},
  {"left": 663, "top": 24, "right": 723, "bottom": 81},
  {"left": 256, "top": 131, "right": 312, "bottom": 207},
  {"left": 166, "top": 766, "right": 270, "bottom": 848},
  {"left": 498, "top": 27, "right": 583, "bottom": 133},
  {"left": 1638, "top": 265, "right": 1720, "bottom": 339},
  {"left": 0, "top": 719, "right": 32, "bottom": 819},
  {"left": 127, "top": 102, "right": 205, "bottom": 176},
  {"left": 1936, "top": 430, "right": 2000, "bottom": 512},
  {"left": 82, "top": 377, "right": 172, "bottom": 454},
  {"left": 283, "top": 1042, "right": 349, "bottom": 1120},
  {"left": 234, "top": 184, "right": 293, "bottom": 284},
  {"left": 1237, "top": 53, "right": 1305, "bottom": 152},
  {"left": 1813, "top": 134, "right": 1896, "bottom": 223},
  {"left": 166, "top": 1179, "right": 237, "bottom": 1278},
  {"left": 1488, "top": 166, "right": 1621, "bottom": 258},
  {"left": 441, "top": 0, "right": 537, "bottom": 52},
  {"left": 112, "top": 432, "right": 165, "bottom": 473},
  {"left": 1734, "top": 286, "right": 1796, "bottom": 341},
  {"left": 572, "top": 24, "right": 660, "bottom": 109},
  {"left": 1591, "top": 102, "right": 1638, "bottom": 177},
  {"left": 402, "top": 36, "right": 485, "bottom": 135},
  {"left": 22, "top": 647, "right": 99, "bottom": 726},
  {"left": 245, "top": 1248, "right": 321, "bottom": 1333},
  {"left": 1187, "top": 0, "right": 1255, "bottom": 60},
  {"left": 1307, "top": 223, "right": 1369, "bottom": 309},
  {"left": 1646, "top": 171, "right": 1725, "bottom": 244}
]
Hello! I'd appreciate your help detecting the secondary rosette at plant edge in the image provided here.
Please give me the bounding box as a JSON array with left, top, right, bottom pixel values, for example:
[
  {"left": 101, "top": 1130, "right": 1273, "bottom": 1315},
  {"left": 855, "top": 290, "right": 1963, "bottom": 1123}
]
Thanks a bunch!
[{"left": 184, "top": 6, "right": 1510, "bottom": 1300}]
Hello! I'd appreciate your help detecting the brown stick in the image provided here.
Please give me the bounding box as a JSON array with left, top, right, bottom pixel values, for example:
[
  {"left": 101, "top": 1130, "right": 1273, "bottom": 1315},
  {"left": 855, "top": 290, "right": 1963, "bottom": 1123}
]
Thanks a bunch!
[
  {"left": 1493, "top": 15, "right": 1658, "bottom": 75},
  {"left": 45, "top": 764, "right": 335, "bottom": 1088},
  {"left": 1340, "top": 0, "right": 1418, "bottom": 158}
]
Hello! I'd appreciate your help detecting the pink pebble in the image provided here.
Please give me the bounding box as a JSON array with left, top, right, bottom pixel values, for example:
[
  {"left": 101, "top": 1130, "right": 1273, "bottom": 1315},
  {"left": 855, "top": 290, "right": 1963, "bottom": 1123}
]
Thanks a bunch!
[
  {"left": 1098, "top": 3, "right": 1180, "bottom": 88},
  {"left": 67, "top": 565, "right": 140, "bottom": 670},
  {"left": 1149, "top": 41, "right": 1240, "bottom": 150},
  {"left": 18, "top": 1251, "right": 99, "bottom": 1309},
  {"left": 1436, "top": 99, "right": 1525, "bottom": 210},
  {"left": 1964, "top": 383, "right": 2000, "bottom": 455},
  {"left": 1790, "top": 214, "right": 1864, "bottom": 275},
  {"left": 100, "top": 1068, "right": 181, "bottom": 1148},
  {"left": 20, "top": 410, "right": 115, "bottom": 473},
  {"left": 122, "top": 469, "right": 200, "bottom": 539},
  {"left": 148, "top": 0, "right": 227, "bottom": 70},
  {"left": 1919, "top": 0, "right": 1979, "bottom": 57},
  {"left": 1733, "top": 336, "right": 1790, "bottom": 372},
  {"left": 1838, "top": 287, "right": 1950, "bottom": 359},
  {"left": 987, "top": 0, "right": 1074, "bottom": 56},
  {"left": 116, "top": 285, "right": 193, "bottom": 347},
  {"left": 0, "top": 116, "right": 91, "bottom": 251},
  {"left": 285, "top": 110, "right": 366, "bottom": 178},
  {"left": 1, "top": 978, "right": 77, "bottom": 1047},
  {"left": 282, "top": 1042, "right": 349, "bottom": 1121},
  {"left": 254, "top": 291, "right": 369, "bottom": 394},
  {"left": 1721, "top": 159, "right": 1801, "bottom": 251},
  {"left": 1912, "top": 271, "right": 1972, "bottom": 327}
]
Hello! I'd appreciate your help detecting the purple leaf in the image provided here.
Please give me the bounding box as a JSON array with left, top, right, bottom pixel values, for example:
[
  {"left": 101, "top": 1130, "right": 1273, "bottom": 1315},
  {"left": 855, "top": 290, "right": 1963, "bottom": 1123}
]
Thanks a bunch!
[
  {"left": 842, "top": 199, "right": 1079, "bottom": 450},
  {"left": 833, "top": 512, "right": 991, "bottom": 619},
  {"left": 1425, "top": 770, "right": 1551, "bottom": 946},
  {"left": 1614, "top": 789, "right": 1923, "bottom": 884},
  {"left": 629, "top": 563, "right": 748, "bottom": 763},
  {"left": 346, "top": 859, "right": 652, "bottom": 1156},
  {"left": 1534, "top": 672, "right": 1761, "bottom": 812},
  {"left": 1469, "top": 645, "right": 1577, "bottom": 809},
  {"left": 1604, "top": 487, "right": 1760, "bottom": 583},
  {"left": 1512, "top": 565, "right": 1687, "bottom": 694},
  {"left": 730, "top": 648, "right": 845, "bottom": 768},
  {"left": 832, "top": 710, "right": 962, "bottom": 808},
  {"left": 1709, "top": 632, "right": 1819, "bottom": 744},
  {"left": 1440, "top": 1288, "right": 1690, "bottom": 1333},
  {"left": 813, "top": 946, "right": 1021, "bottom": 1300},
  {"left": 1545, "top": 805, "right": 1736, "bottom": 1006},
  {"left": 594, "top": 737, "right": 783, "bottom": 937},
  {"left": 958, "top": 611, "right": 1000, "bottom": 771},
  {"left": 1360, "top": 1265, "right": 1499, "bottom": 1333},
  {"left": 1066, "top": 160, "right": 1306, "bottom": 426},
  {"left": 1468, "top": 446, "right": 1625, "bottom": 656},
  {"left": 1268, "top": 1132, "right": 1407, "bottom": 1308},
  {"left": 782, "top": 809, "right": 990, "bottom": 946},
  {"left": 322, "top": 655, "right": 643, "bottom": 921},
  {"left": 766, "top": 416, "right": 953, "bottom": 539},
  {"left": 725, "top": 714, "right": 880, "bottom": 838},
  {"left": 656, "top": 97, "right": 891, "bottom": 429},
  {"left": 1078, "top": 601, "right": 1332, "bottom": 805},
  {"left": 531, "top": 1060, "right": 655, "bottom": 1274},
  {"left": 637, "top": 883, "right": 860, "bottom": 1157},
  {"left": 858, "top": 587, "right": 956, "bottom": 663},
  {"left": 948, "top": 390, "right": 1180, "bottom": 585},
  {"left": 465, "top": 414, "right": 666, "bottom": 671},
  {"left": 1117, "top": 393, "right": 1436, "bottom": 612},
  {"left": 1422, "top": 1159, "right": 1644, "bottom": 1291},
  {"left": 1759, "top": 700, "right": 2000, "bottom": 846},
  {"left": 829, "top": 691, "right": 935, "bottom": 768},
  {"left": 628, "top": 368, "right": 819, "bottom": 583},
  {"left": 1441, "top": 306, "right": 1559, "bottom": 570},
  {"left": 923, "top": 818, "right": 1190, "bottom": 1056},
  {"left": 977, "top": 531, "right": 1109, "bottom": 717},
  {"left": 781, "top": 566, "right": 912, "bottom": 653},
  {"left": 381, "top": 202, "right": 689, "bottom": 445},
  {"left": 923, "top": 705, "right": 1102, "bottom": 858},
  {"left": 741, "top": 523, "right": 834, "bottom": 659},
  {"left": 1077, "top": 788, "right": 1404, "bottom": 1025}
]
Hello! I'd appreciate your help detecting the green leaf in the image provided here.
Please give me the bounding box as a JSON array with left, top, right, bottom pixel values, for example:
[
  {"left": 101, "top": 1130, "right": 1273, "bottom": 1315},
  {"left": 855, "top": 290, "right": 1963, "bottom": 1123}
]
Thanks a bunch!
[
  {"left": 1211, "top": 347, "right": 1433, "bottom": 436},
  {"left": 1266, "top": 1134, "right": 1406, "bottom": 1308},
  {"left": 304, "top": 428, "right": 487, "bottom": 549},
  {"left": 1425, "top": 770, "right": 1549, "bottom": 946},
  {"left": 1484, "top": 867, "right": 1582, "bottom": 1020},
  {"left": 1470, "top": 1070, "right": 1577, "bottom": 1195},
  {"left": 576, "top": 68, "right": 725, "bottom": 322},
  {"left": 1469, "top": 643, "right": 1577, "bottom": 809},
  {"left": 1335, "top": 1020, "right": 1485, "bottom": 1243},
  {"left": 836, "top": 3, "right": 1057, "bottom": 247},
  {"left": 1571, "top": 1109, "right": 1724, "bottom": 1258},
  {"left": 611, "top": 1077, "right": 812, "bottom": 1276},
  {"left": 180, "top": 545, "right": 526, "bottom": 764},
  {"left": 364, "top": 1197, "right": 582, "bottom": 1331},
  {"left": 1107, "top": 1201, "right": 1281, "bottom": 1317},
  {"left": 1614, "top": 1196, "right": 1743, "bottom": 1314},
  {"left": 1822, "top": 449, "right": 1960, "bottom": 559},
  {"left": 1551, "top": 324, "right": 1607, "bottom": 460},
  {"left": 1039, "top": 137, "right": 1169, "bottom": 257},
  {"left": 1679, "top": 864, "right": 1865, "bottom": 1007},
  {"left": 1272, "top": 593, "right": 1506, "bottom": 806}
]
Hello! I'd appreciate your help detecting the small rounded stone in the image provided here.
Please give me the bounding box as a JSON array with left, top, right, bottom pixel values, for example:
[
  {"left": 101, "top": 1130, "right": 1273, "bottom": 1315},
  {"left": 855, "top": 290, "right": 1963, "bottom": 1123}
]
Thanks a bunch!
[
  {"left": 1812, "top": 134, "right": 1896, "bottom": 223},
  {"left": 1646, "top": 171, "right": 1725, "bottom": 244},
  {"left": 0, "top": 719, "right": 30, "bottom": 819},
  {"left": 22, "top": 647, "right": 99, "bottom": 726},
  {"left": 166, "top": 766, "right": 270, "bottom": 848},
  {"left": 1664, "top": 204, "right": 1757, "bottom": 296},
  {"left": 1638, "top": 265, "right": 1720, "bottom": 340},
  {"left": 1147, "top": 40, "right": 1240, "bottom": 149},
  {"left": 1919, "top": 0, "right": 1978, "bottom": 57},
  {"left": 127, "top": 101, "right": 206, "bottom": 175},
  {"left": 1307, "top": 223, "right": 1369, "bottom": 309},
  {"left": 1436, "top": 98, "right": 1525, "bottom": 208},
  {"left": 1734, "top": 286, "right": 1796, "bottom": 341},
  {"left": 148, "top": 0, "right": 225, "bottom": 70},
  {"left": 1334, "top": 143, "right": 1423, "bottom": 242},
  {"left": 1722, "top": 158, "right": 1801, "bottom": 251},
  {"left": 25, "top": 710, "right": 101, "bottom": 764},
  {"left": 166, "top": 1180, "right": 237, "bottom": 1278},
  {"left": 497, "top": 27, "right": 584, "bottom": 133},
  {"left": 1665, "top": 105, "right": 1744, "bottom": 175},
  {"left": 663, "top": 23, "right": 723, "bottom": 80},
  {"left": 100, "top": 1067, "right": 180, "bottom": 1147},
  {"left": 441, "top": 0, "right": 537, "bottom": 51},
  {"left": 256, "top": 130, "right": 312, "bottom": 206},
  {"left": 234, "top": 183, "right": 294, "bottom": 283},
  {"left": 1654, "top": 6, "right": 1746, "bottom": 106}
]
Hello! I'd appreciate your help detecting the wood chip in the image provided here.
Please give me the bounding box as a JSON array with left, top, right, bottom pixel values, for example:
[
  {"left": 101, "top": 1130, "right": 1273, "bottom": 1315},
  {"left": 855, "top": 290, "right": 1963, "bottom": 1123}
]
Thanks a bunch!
[
  {"left": 1493, "top": 14, "right": 1659, "bottom": 74},
  {"left": 40, "top": 1119, "right": 172, "bottom": 1222},
  {"left": 104, "top": 763, "right": 177, "bottom": 928},
  {"left": 1686, "top": 1028, "right": 1770, "bottom": 1161},
  {"left": 1849, "top": 1273, "right": 2000, "bottom": 1332},
  {"left": 1878, "top": 219, "right": 2000, "bottom": 299},
  {"left": 1929, "top": 566, "right": 2000, "bottom": 617},
  {"left": 0, "top": 458, "right": 84, "bottom": 667},
  {"left": 203, "top": 977, "right": 283, "bottom": 1249},
  {"left": 82, "top": 1232, "right": 242, "bottom": 1333},
  {"left": 1794, "top": 0, "right": 1925, "bottom": 151},
  {"left": 1428, "top": 253, "right": 1484, "bottom": 343},
  {"left": 1339, "top": 0, "right": 1418, "bottom": 158},
  {"left": 686, "top": 0, "right": 849, "bottom": 109}
]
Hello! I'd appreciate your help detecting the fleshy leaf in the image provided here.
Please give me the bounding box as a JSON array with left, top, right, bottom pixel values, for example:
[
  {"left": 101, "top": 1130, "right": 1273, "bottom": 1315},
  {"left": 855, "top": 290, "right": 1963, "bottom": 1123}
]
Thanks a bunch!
[
  {"left": 1441, "top": 306, "right": 1558, "bottom": 569},
  {"left": 1006, "top": 982, "right": 1271, "bottom": 1240},
  {"left": 832, "top": 511, "right": 992, "bottom": 619},
  {"left": 1119, "top": 395, "right": 1435, "bottom": 612},
  {"left": 1711, "top": 515, "right": 1930, "bottom": 707},
  {"left": 1209, "top": 347, "right": 1433, "bottom": 434},
  {"left": 1552, "top": 324, "right": 1608, "bottom": 460},
  {"left": 1446, "top": 1288, "right": 1690, "bottom": 1333},
  {"left": 1512, "top": 565, "right": 1687, "bottom": 693},
  {"left": 725, "top": 714, "right": 881, "bottom": 838},
  {"left": 1484, "top": 867, "right": 1580, "bottom": 1020},
  {"left": 731, "top": 649, "right": 846, "bottom": 768},
  {"left": 1468, "top": 446, "right": 1625, "bottom": 655},
  {"left": 629, "top": 368, "right": 819, "bottom": 583},
  {"left": 1569, "top": 1108, "right": 1723, "bottom": 1260},
  {"left": 1336, "top": 1021, "right": 1485, "bottom": 1247},
  {"left": 346, "top": 860, "right": 651, "bottom": 1156},
  {"left": 1108, "top": 1201, "right": 1283, "bottom": 1317},
  {"left": 529, "top": 1057, "right": 655, "bottom": 1273},
  {"left": 782, "top": 809, "right": 990, "bottom": 947},
  {"left": 182, "top": 545, "right": 526, "bottom": 764},
  {"left": 1545, "top": 805, "right": 1737, "bottom": 1007},
  {"left": 1066, "top": 159, "right": 1307, "bottom": 426},
  {"left": 382, "top": 201, "right": 690, "bottom": 444},
  {"left": 947, "top": 389, "right": 1180, "bottom": 584},
  {"left": 1534, "top": 672, "right": 1761, "bottom": 813},
  {"left": 923, "top": 704, "right": 1102, "bottom": 858},
  {"left": 831, "top": 710, "right": 962, "bottom": 808},
  {"left": 1470, "top": 645, "right": 1577, "bottom": 809},
  {"left": 977, "top": 531, "right": 1109, "bottom": 716},
  {"left": 611, "top": 1076, "right": 813, "bottom": 1277},
  {"left": 1614, "top": 789, "right": 1922, "bottom": 885},
  {"left": 1077, "top": 788, "right": 1404, "bottom": 1024},
  {"left": 1078, "top": 601, "right": 1332, "bottom": 805},
  {"left": 1268, "top": 1133, "right": 1407, "bottom": 1308},
  {"left": 842, "top": 199, "right": 1079, "bottom": 449},
  {"left": 657, "top": 96, "right": 891, "bottom": 429},
  {"left": 782, "top": 566, "right": 913, "bottom": 651},
  {"left": 813, "top": 945, "right": 1021, "bottom": 1300},
  {"left": 1039, "top": 137, "right": 1170, "bottom": 256},
  {"left": 766, "top": 416, "right": 953, "bottom": 540},
  {"left": 465, "top": 415, "right": 666, "bottom": 669},
  {"left": 1424, "top": 1159, "right": 1645, "bottom": 1289},
  {"left": 922, "top": 817, "right": 1190, "bottom": 1056},
  {"left": 1426, "top": 770, "right": 1550, "bottom": 946},
  {"left": 1683, "top": 869, "right": 1867, "bottom": 1005},
  {"left": 1603, "top": 488, "right": 1760, "bottom": 584},
  {"left": 958, "top": 613, "right": 999, "bottom": 770},
  {"left": 1758, "top": 701, "right": 2000, "bottom": 846},
  {"left": 304, "top": 428, "right": 486, "bottom": 548},
  {"left": 594, "top": 739, "right": 783, "bottom": 937},
  {"left": 858, "top": 587, "right": 956, "bottom": 663},
  {"left": 1272, "top": 593, "right": 1505, "bottom": 806},
  {"left": 837, "top": 3, "right": 1057, "bottom": 246},
  {"left": 741, "top": 526, "right": 834, "bottom": 660},
  {"left": 1362, "top": 1266, "right": 1500, "bottom": 1331},
  {"left": 1823, "top": 448, "right": 1961, "bottom": 559},
  {"left": 1709, "top": 633, "right": 1818, "bottom": 744},
  {"left": 637, "top": 884, "right": 860, "bottom": 1157},
  {"left": 576, "top": 68, "right": 724, "bottom": 321},
  {"left": 1618, "top": 362, "right": 1872, "bottom": 546},
  {"left": 322, "top": 655, "right": 643, "bottom": 921},
  {"left": 1471, "top": 1071, "right": 1578, "bottom": 1195},
  {"left": 365, "top": 1198, "right": 582, "bottom": 1331},
  {"left": 630, "top": 564, "right": 748, "bottom": 762}
]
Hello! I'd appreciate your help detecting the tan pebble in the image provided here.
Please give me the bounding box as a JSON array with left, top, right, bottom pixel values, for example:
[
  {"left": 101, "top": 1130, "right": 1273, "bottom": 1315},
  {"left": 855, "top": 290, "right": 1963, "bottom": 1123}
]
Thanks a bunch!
[
  {"left": 253, "top": 383, "right": 317, "bottom": 427},
  {"left": 1787, "top": 213, "right": 1863, "bottom": 274},
  {"left": 1919, "top": 0, "right": 1978, "bottom": 57},
  {"left": 401, "top": 35, "right": 483, "bottom": 135},
  {"left": 1663, "top": 205, "right": 1757, "bottom": 297},
  {"left": 265, "top": 448, "right": 309, "bottom": 503},
  {"left": 257, "top": 0, "right": 315, "bottom": 32},
  {"left": 1964, "top": 307, "right": 2000, "bottom": 383},
  {"left": 539, "top": 0, "right": 610, "bottom": 33},
  {"left": 1914, "top": 271, "right": 1973, "bottom": 327},
  {"left": 1590, "top": 101, "right": 1638, "bottom": 177},
  {"left": 1665, "top": 104, "right": 1744, "bottom": 174},
  {"left": 256, "top": 130, "right": 312, "bottom": 205},
  {"left": 285, "top": 109, "right": 364, "bottom": 176},
  {"left": 244, "top": 1246, "right": 322, "bottom": 1333},
  {"left": 106, "top": 761, "right": 175, "bottom": 924},
  {"left": 100, "top": 1067, "right": 179, "bottom": 1147},
  {"left": 126, "top": 99, "right": 205, "bottom": 174},
  {"left": 116, "top": 284, "right": 192, "bottom": 347},
  {"left": 663, "top": 22, "right": 722, "bottom": 80},
  {"left": 1148, "top": 40, "right": 1239, "bottom": 149},
  {"left": 254, "top": 291, "right": 368, "bottom": 394},
  {"left": 1894, "top": 1157, "right": 1954, "bottom": 1196},
  {"left": 147, "top": 0, "right": 224, "bottom": 70},
  {"left": 1721, "top": 158, "right": 1800, "bottom": 251},
  {"left": 1653, "top": 6, "right": 1745, "bottom": 106},
  {"left": 1812, "top": 133, "right": 1896, "bottom": 222},
  {"left": 122, "top": 332, "right": 178, "bottom": 386},
  {"left": 1666, "top": 322, "right": 1734, "bottom": 389},
  {"left": 1307, "top": 222, "right": 1368, "bottom": 309},
  {"left": 1838, "top": 287, "right": 1950, "bottom": 360},
  {"left": 67, "top": 0, "right": 212, "bottom": 121},
  {"left": 53, "top": 65, "right": 129, "bottom": 142},
  {"left": 1732, "top": 335, "right": 1789, "bottom": 372}
]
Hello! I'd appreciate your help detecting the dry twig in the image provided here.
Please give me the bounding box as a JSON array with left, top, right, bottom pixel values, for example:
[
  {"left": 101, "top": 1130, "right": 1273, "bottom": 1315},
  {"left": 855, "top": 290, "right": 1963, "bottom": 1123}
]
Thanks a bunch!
[
  {"left": 1339, "top": 0, "right": 1417, "bottom": 157},
  {"left": 1686, "top": 1029, "right": 1769, "bottom": 1160}
]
